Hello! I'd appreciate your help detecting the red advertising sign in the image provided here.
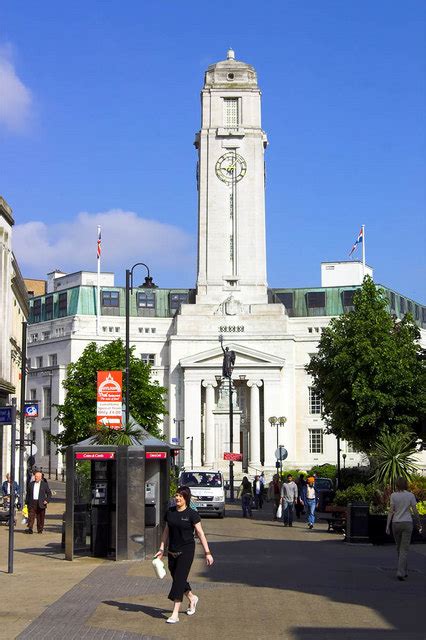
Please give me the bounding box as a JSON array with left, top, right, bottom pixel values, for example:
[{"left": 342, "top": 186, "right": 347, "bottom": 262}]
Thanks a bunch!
[
  {"left": 223, "top": 452, "right": 243, "bottom": 461},
  {"left": 146, "top": 451, "right": 167, "bottom": 459},
  {"left": 75, "top": 452, "right": 115, "bottom": 460},
  {"left": 96, "top": 371, "right": 122, "bottom": 429}
]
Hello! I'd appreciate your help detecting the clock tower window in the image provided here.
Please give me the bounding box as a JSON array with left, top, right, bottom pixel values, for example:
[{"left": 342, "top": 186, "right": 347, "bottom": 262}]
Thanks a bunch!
[{"left": 223, "top": 98, "right": 239, "bottom": 128}]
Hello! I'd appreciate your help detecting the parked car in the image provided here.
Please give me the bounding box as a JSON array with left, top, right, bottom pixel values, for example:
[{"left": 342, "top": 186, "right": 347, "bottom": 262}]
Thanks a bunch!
[{"left": 179, "top": 470, "right": 225, "bottom": 518}]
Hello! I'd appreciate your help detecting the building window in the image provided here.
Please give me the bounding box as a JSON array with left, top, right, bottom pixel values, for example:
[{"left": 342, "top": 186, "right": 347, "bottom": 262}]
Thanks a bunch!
[
  {"left": 345, "top": 441, "right": 356, "bottom": 453},
  {"left": 170, "top": 292, "right": 189, "bottom": 311},
  {"left": 400, "top": 297, "right": 406, "bottom": 314},
  {"left": 342, "top": 290, "right": 355, "bottom": 312},
  {"left": 36, "top": 356, "right": 43, "bottom": 368},
  {"left": 32, "top": 299, "right": 42, "bottom": 322},
  {"left": 115, "top": 327, "right": 120, "bottom": 333},
  {"left": 306, "top": 291, "right": 326, "bottom": 316},
  {"left": 276, "top": 292, "right": 294, "bottom": 316},
  {"left": 43, "top": 386, "right": 51, "bottom": 417},
  {"left": 102, "top": 290, "right": 120, "bottom": 307},
  {"left": 137, "top": 291, "right": 155, "bottom": 309},
  {"left": 58, "top": 292, "right": 68, "bottom": 318},
  {"left": 422, "top": 308, "right": 426, "bottom": 325},
  {"left": 389, "top": 291, "right": 396, "bottom": 311},
  {"left": 30, "top": 389, "right": 37, "bottom": 400},
  {"left": 43, "top": 430, "right": 51, "bottom": 456},
  {"left": 42, "top": 331, "right": 50, "bottom": 340},
  {"left": 415, "top": 305, "right": 420, "bottom": 321},
  {"left": 30, "top": 333, "right": 39, "bottom": 343},
  {"left": 309, "top": 429, "right": 323, "bottom": 454},
  {"left": 151, "top": 327, "right": 156, "bottom": 333},
  {"left": 45, "top": 295, "right": 54, "bottom": 320},
  {"left": 48, "top": 354, "right": 57, "bottom": 366},
  {"left": 141, "top": 353, "right": 155, "bottom": 366},
  {"left": 55, "top": 327, "right": 65, "bottom": 337},
  {"left": 309, "top": 387, "right": 322, "bottom": 414},
  {"left": 223, "top": 97, "right": 239, "bottom": 128},
  {"left": 407, "top": 300, "right": 413, "bottom": 315}
]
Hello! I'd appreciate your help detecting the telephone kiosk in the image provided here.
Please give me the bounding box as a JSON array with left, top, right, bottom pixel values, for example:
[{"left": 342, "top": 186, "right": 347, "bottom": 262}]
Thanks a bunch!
[{"left": 65, "top": 432, "right": 174, "bottom": 562}]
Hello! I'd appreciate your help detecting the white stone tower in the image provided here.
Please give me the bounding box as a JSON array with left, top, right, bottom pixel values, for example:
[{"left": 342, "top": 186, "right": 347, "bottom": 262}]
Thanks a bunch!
[{"left": 194, "top": 49, "right": 269, "bottom": 305}]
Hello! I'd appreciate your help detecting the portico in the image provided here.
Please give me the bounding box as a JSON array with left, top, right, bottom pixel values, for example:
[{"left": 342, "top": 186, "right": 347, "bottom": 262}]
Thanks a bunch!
[{"left": 179, "top": 344, "right": 285, "bottom": 471}]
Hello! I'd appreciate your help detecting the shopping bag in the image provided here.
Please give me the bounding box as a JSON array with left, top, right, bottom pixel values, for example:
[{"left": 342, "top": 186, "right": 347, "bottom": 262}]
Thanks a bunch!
[
  {"left": 276, "top": 503, "right": 282, "bottom": 519},
  {"left": 22, "top": 504, "right": 28, "bottom": 518},
  {"left": 152, "top": 556, "right": 166, "bottom": 579}
]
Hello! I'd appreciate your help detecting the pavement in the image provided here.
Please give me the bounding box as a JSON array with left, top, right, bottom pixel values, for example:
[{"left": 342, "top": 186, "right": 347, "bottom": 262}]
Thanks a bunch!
[{"left": 0, "top": 484, "right": 425, "bottom": 640}]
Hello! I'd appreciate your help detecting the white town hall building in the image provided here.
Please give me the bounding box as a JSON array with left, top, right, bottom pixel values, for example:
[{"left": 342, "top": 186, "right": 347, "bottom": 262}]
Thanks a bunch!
[{"left": 25, "top": 50, "right": 426, "bottom": 476}]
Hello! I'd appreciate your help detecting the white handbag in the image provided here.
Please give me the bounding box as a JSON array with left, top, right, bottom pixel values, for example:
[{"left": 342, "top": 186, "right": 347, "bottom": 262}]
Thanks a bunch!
[
  {"left": 152, "top": 556, "right": 166, "bottom": 579},
  {"left": 276, "top": 504, "right": 282, "bottom": 519}
]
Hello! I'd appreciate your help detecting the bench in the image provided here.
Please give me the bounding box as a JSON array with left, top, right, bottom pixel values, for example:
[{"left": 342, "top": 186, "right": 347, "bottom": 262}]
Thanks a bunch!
[{"left": 323, "top": 505, "right": 347, "bottom": 533}]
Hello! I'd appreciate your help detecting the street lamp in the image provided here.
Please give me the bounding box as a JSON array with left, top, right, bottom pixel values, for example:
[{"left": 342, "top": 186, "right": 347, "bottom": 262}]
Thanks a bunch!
[
  {"left": 219, "top": 335, "right": 237, "bottom": 501},
  {"left": 268, "top": 416, "right": 287, "bottom": 472},
  {"left": 125, "top": 263, "right": 156, "bottom": 426},
  {"left": 342, "top": 453, "right": 347, "bottom": 469}
]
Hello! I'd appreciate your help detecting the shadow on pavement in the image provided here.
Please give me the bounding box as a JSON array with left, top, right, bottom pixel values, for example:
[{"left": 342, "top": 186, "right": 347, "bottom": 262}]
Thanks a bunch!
[{"left": 103, "top": 600, "right": 168, "bottom": 619}]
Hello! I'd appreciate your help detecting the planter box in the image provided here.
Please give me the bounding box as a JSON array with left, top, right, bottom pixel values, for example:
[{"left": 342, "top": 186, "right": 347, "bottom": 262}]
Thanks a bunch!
[{"left": 368, "top": 513, "right": 426, "bottom": 545}]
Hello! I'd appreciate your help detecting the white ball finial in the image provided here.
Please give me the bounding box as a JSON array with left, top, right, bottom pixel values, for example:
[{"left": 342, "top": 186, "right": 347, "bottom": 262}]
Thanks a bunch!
[{"left": 227, "top": 48, "right": 235, "bottom": 60}]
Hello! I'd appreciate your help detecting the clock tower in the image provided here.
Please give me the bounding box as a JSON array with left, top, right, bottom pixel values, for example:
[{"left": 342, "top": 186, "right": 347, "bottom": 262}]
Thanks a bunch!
[{"left": 195, "top": 49, "right": 268, "bottom": 305}]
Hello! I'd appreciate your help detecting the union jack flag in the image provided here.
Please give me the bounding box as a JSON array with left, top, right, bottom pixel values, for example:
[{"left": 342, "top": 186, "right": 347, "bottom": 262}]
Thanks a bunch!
[{"left": 97, "top": 227, "right": 102, "bottom": 259}]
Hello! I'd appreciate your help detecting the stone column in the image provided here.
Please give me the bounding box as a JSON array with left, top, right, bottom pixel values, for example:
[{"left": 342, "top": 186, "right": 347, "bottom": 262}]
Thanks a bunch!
[
  {"left": 247, "top": 379, "right": 262, "bottom": 469},
  {"left": 202, "top": 380, "right": 217, "bottom": 467},
  {"left": 183, "top": 376, "right": 202, "bottom": 468}
]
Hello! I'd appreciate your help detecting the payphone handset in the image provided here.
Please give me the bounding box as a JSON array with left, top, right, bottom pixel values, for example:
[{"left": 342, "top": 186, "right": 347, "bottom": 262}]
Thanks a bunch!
[
  {"left": 92, "top": 482, "right": 108, "bottom": 505},
  {"left": 145, "top": 481, "right": 157, "bottom": 505}
]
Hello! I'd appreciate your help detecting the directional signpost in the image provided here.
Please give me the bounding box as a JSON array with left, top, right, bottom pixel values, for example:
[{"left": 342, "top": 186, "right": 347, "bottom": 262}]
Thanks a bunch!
[{"left": 0, "top": 405, "right": 17, "bottom": 574}]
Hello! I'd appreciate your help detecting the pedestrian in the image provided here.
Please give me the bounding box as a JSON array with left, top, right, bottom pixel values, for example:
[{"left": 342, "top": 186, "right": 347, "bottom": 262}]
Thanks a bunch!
[
  {"left": 267, "top": 474, "right": 281, "bottom": 520},
  {"left": 386, "top": 476, "right": 422, "bottom": 581},
  {"left": 238, "top": 476, "right": 253, "bottom": 518},
  {"left": 295, "top": 473, "right": 307, "bottom": 519},
  {"left": 280, "top": 474, "right": 298, "bottom": 527},
  {"left": 2, "top": 473, "right": 20, "bottom": 508},
  {"left": 25, "top": 469, "right": 52, "bottom": 534},
  {"left": 305, "top": 476, "right": 317, "bottom": 529},
  {"left": 155, "top": 485, "right": 213, "bottom": 624},
  {"left": 253, "top": 475, "right": 264, "bottom": 510}
]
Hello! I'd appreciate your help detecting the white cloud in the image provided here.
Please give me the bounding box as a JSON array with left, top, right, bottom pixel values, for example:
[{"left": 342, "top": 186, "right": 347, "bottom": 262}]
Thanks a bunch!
[
  {"left": 13, "top": 209, "right": 196, "bottom": 286},
  {"left": 0, "top": 44, "right": 33, "bottom": 132}
]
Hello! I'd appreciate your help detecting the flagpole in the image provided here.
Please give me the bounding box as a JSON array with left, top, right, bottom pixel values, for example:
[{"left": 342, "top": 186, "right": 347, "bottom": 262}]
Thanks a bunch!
[
  {"left": 362, "top": 224, "right": 366, "bottom": 279},
  {"left": 96, "top": 225, "right": 101, "bottom": 336}
]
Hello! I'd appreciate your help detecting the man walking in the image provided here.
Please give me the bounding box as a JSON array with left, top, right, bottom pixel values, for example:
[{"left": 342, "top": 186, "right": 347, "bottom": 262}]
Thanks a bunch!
[
  {"left": 280, "top": 474, "right": 298, "bottom": 527},
  {"left": 25, "top": 469, "right": 52, "bottom": 534},
  {"left": 253, "top": 475, "right": 264, "bottom": 510}
]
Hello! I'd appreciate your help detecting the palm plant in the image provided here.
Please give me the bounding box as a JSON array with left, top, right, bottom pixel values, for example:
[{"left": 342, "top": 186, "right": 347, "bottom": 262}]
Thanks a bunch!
[
  {"left": 90, "top": 421, "right": 145, "bottom": 446},
  {"left": 371, "top": 430, "right": 419, "bottom": 490}
]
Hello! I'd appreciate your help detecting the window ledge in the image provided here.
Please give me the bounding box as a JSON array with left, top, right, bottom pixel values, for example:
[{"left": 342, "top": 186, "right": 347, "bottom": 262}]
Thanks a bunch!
[{"left": 216, "top": 128, "right": 245, "bottom": 137}]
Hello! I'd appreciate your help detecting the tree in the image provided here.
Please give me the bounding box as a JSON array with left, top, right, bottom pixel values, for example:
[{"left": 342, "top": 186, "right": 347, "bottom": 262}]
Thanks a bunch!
[
  {"left": 371, "top": 430, "right": 419, "bottom": 490},
  {"left": 52, "top": 339, "right": 167, "bottom": 450},
  {"left": 306, "top": 276, "right": 426, "bottom": 452}
]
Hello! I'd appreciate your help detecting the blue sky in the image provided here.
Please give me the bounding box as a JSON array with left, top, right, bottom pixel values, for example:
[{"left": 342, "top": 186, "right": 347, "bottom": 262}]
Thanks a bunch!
[{"left": 1, "top": 1, "right": 425, "bottom": 302}]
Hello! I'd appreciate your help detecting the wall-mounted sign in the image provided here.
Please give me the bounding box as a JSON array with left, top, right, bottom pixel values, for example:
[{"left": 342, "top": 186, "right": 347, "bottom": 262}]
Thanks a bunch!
[
  {"left": 75, "top": 452, "right": 115, "bottom": 460},
  {"left": 0, "top": 406, "right": 14, "bottom": 425},
  {"left": 24, "top": 401, "right": 39, "bottom": 418},
  {"left": 96, "top": 371, "right": 122, "bottom": 429},
  {"left": 146, "top": 451, "right": 167, "bottom": 459},
  {"left": 223, "top": 452, "right": 243, "bottom": 461}
]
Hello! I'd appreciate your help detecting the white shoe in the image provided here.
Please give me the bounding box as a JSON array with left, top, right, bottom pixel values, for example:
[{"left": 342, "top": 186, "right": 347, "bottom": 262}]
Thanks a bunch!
[
  {"left": 187, "top": 595, "right": 199, "bottom": 616},
  {"left": 166, "top": 617, "right": 179, "bottom": 624}
]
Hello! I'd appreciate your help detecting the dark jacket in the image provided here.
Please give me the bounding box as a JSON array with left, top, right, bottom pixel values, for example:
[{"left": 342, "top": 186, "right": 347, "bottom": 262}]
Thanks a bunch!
[{"left": 26, "top": 479, "right": 52, "bottom": 509}]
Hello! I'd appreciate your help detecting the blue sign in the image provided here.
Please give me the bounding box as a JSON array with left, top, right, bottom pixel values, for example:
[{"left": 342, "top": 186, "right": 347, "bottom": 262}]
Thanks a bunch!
[
  {"left": 0, "top": 406, "right": 14, "bottom": 425},
  {"left": 171, "top": 437, "right": 179, "bottom": 444},
  {"left": 24, "top": 402, "right": 39, "bottom": 418}
]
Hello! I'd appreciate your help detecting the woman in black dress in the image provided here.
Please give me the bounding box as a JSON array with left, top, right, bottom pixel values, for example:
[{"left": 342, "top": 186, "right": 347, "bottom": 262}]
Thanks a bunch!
[{"left": 155, "top": 485, "right": 214, "bottom": 624}]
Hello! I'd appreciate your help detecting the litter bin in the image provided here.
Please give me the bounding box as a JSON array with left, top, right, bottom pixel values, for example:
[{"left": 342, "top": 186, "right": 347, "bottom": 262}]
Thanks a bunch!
[{"left": 346, "top": 502, "right": 369, "bottom": 543}]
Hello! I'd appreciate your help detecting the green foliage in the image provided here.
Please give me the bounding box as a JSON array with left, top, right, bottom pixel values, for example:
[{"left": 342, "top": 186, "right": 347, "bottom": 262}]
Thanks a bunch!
[
  {"left": 334, "top": 483, "right": 376, "bottom": 506},
  {"left": 306, "top": 276, "right": 426, "bottom": 452},
  {"left": 409, "top": 475, "right": 426, "bottom": 502},
  {"left": 308, "top": 464, "right": 337, "bottom": 480},
  {"left": 371, "top": 430, "right": 419, "bottom": 490},
  {"left": 52, "top": 339, "right": 167, "bottom": 450},
  {"left": 90, "top": 421, "right": 148, "bottom": 446},
  {"left": 417, "top": 501, "right": 426, "bottom": 516},
  {"left": 279, "top": 469, "right": 301, "bottom": 481},
  {"left": 339, "top": 466, "right": 371, "bottom": 489},
  {"left": 369, "top": 485, "right": 392, "bottom": 514}
]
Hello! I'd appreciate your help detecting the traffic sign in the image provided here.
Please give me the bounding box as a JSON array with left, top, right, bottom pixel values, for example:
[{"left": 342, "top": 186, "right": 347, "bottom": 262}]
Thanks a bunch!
[
  {"left": 275, "top": 446, "right": 288, "bottom": 461},
  {"left": 223, "top": 452, "right": 243, "bottom": 461},
  {"left": 24, "top": 401, "right": 39, "bottom": 418}
]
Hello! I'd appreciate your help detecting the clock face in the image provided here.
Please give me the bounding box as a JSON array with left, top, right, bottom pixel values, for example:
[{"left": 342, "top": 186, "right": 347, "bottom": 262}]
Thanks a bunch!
[{"left": 215, "top": 152, "right": 247, "bottom": 184}]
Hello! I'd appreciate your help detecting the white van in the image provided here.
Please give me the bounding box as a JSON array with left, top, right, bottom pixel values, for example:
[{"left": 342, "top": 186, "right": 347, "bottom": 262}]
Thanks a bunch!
[{"left": 179, "top": 470, "right": 225, "bottom": 518}]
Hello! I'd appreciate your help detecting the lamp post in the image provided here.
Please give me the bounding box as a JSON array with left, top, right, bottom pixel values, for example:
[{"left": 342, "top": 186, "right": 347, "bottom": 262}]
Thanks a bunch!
[
  {"left": 268, "top": 416, "right": 287, "bottom": 472},
  {"left": 125, "top": 263, "right": 156, "bottom": 426},
  {"left": 336, "top": 436, "right": 341, "bottom": 488},
  {"left": 219, "top": 335, "right": 236, "bottom": 501},
  {"left": 342, "top": 453, "right": 347, "bottom": 470}
]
